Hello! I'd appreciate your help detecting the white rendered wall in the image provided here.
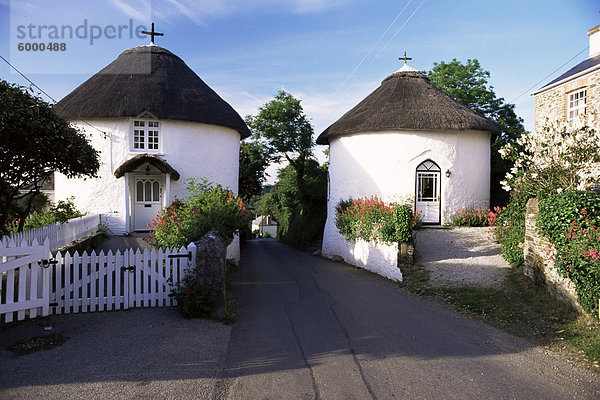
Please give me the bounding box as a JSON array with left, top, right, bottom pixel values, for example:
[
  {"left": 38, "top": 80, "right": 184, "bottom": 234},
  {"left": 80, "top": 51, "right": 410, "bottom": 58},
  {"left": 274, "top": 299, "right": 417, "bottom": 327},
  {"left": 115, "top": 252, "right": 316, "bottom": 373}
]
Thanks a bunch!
[
  {"left": 55, "top": 118, "right": 242, "bottom": 262},
  {"left": 321, "top": 130, "right": 490, "bottom": 280}
]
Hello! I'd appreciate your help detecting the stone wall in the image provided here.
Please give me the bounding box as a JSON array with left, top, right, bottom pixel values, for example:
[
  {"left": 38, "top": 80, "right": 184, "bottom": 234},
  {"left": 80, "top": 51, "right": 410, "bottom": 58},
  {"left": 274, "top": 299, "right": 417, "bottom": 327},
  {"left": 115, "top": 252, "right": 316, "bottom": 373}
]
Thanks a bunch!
[{"left": 523, "top": 198, "right": 582, "bottom": 312}]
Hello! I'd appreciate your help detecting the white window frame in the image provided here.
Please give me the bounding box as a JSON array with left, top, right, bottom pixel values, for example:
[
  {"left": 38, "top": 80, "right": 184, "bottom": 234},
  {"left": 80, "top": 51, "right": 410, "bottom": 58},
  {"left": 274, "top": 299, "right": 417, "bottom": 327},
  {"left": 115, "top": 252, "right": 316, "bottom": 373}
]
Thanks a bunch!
[
  {"left": 131, "top": 119, "right": 160, "bottom": 152},
  {"left": 567, "top": 88, "right": 586, "bottom": 121}
]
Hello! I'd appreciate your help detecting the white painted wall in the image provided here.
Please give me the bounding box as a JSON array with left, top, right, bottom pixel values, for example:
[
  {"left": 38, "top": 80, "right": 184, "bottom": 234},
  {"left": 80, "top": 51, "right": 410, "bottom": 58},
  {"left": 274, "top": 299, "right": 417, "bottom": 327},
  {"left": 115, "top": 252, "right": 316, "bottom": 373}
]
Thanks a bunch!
[
  {"left": 55, "top": 118, "right": 242, "bottom": 262},
  {"left": 322, "top": 129, "right": 490, "bottom": 280}
]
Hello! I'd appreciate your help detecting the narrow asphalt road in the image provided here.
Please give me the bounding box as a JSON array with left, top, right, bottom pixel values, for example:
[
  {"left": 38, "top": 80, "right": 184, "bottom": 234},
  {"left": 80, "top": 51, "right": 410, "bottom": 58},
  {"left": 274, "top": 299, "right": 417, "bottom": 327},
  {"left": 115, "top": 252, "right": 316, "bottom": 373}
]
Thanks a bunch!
[{"left": 217, "top": 239, "right": 600, "bottom": 399}]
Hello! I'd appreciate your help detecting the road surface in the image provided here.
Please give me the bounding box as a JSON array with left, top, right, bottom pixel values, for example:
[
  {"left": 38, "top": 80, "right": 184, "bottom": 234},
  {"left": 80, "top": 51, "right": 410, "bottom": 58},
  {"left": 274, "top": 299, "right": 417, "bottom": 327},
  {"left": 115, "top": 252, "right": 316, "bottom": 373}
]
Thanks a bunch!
[{"left": 217, "top": 239, "right": 600, "bottom": 399}]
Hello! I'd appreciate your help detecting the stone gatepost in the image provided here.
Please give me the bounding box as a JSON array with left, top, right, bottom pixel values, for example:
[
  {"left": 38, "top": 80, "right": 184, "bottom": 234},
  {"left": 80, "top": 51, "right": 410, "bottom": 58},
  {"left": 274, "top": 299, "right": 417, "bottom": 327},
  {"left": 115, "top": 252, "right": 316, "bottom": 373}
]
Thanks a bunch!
[
  {"left": 397, "top": 238, "right": 415, "bottom": 271},
  {"left": 193, "top": 230, "right": 227, "bottom": 317}
]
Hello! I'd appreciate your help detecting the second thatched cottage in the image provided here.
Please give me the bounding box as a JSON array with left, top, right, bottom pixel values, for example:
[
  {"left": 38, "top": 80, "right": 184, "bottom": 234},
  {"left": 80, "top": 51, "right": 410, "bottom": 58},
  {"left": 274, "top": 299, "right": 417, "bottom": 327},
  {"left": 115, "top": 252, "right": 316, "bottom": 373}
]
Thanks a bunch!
[{"left": 317, "top": 61, "right": 499, "bottom": 280}]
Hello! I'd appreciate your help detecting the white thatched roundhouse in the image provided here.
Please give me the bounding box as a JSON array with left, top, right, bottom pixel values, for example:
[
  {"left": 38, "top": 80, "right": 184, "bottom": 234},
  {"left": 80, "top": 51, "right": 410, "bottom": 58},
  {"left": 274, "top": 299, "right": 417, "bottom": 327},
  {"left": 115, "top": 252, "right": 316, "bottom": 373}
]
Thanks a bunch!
[
  {"left": 317, "top": 63, "right": 499, "bottom": 280},
  {"left": 54, "top": 45, "right": 250, "bottom": 263}
]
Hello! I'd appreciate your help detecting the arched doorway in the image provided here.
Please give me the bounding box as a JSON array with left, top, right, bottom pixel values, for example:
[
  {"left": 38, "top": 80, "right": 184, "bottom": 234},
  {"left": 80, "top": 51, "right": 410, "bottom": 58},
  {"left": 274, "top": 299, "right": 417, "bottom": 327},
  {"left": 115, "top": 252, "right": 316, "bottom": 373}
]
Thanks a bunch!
[{"left": 415, "top": 160, "right": 441, "bottom": 224}]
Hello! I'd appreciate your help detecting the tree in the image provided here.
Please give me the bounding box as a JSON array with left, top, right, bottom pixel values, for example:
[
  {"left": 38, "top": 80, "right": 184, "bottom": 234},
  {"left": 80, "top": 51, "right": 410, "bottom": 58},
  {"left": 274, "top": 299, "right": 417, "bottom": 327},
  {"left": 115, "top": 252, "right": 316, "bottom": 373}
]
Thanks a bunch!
[
  {"left": 0, "top": 80, "right": 100, "bottom": 234},
  {"left": 256, "top": 160, "right": 327, "bottom": 247},
  {"left": 426, "top": 59, "right": 525, "bottom": 207},
  {"left": 246, "top": 91, "right": 314, "bottom": 209},
  {"left": 248, "top": 91, "right": 326, "bottom": 247},
  {"left": 238, "top": 140, "right": 271, "bottom": 202}
]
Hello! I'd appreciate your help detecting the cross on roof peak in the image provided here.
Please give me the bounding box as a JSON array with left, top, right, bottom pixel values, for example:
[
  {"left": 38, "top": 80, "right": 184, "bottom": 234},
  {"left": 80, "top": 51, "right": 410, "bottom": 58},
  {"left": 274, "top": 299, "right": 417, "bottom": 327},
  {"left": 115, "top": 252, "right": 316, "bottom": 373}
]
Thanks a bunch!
[
  {"left": 141, "top": 23, "right": 164, "bottom": 45},
  {"left": 398, "top": 51, "right": 412, "bottom": 65}
]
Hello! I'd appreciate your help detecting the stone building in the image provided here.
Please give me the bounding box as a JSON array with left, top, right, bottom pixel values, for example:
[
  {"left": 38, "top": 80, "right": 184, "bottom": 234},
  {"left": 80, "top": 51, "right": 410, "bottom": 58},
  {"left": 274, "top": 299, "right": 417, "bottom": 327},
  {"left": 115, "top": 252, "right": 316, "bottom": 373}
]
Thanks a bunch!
[
  {"left": 316, "top": 61, "right": 499, "bottom": 280},
  {"left": 532, "top": 24, "right": 600, "bottom": 129},
  {"left": 54, "top": 44, "right": 250, "bottom": 263}
]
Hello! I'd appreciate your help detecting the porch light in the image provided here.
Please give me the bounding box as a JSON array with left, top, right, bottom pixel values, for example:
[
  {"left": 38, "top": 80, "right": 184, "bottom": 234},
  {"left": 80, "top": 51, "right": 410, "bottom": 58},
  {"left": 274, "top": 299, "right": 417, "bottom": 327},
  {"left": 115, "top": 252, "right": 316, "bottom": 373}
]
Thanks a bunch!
[{"left": 445, "top": 169, "right": 451, "bottom": 178}]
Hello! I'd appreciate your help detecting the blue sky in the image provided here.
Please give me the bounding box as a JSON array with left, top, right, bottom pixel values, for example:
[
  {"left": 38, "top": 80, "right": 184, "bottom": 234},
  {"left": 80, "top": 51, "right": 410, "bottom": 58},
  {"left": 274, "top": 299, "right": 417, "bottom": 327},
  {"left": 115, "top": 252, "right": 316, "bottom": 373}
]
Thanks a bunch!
[{"left": 1, "top": 0, "right": 598, "bottom": 145}]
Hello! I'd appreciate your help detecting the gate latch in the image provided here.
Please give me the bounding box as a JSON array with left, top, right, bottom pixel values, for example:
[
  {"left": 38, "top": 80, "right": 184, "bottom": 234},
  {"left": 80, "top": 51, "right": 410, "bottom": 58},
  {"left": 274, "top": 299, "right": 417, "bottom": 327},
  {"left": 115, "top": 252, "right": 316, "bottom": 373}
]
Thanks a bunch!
[
  {"left": 121, "top": 266, "right": 136, "bottom": 272},
  {"left": 167, "top": 251, "right": 192, "bottom": 261},
  {"left": 38, "top": 258, "right": 58, "bottom": 268}
]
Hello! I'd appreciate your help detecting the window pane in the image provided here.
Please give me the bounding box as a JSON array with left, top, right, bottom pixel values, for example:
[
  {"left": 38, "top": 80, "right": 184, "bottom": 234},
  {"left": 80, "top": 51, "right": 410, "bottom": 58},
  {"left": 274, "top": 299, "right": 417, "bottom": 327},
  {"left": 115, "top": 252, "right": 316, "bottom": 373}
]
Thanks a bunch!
[
  {"left": 148, "top": 130, "right": 159, "bottom": 150},
  {"left": 134, "top": 130, "right": 145, "bottom": 149},
  {"left": 418, "top": 173, "right": 436, "bottom": 201},
  {"left": 144, "top": 181, "right": 151, "bottom": 201},
  {"left": 136, "top": 181, "right": 143, "bottom": 201},
  {"left": 153, "top": 181, "right": 159, "bottom": 201},
  {"left": 567, "top": 89, "right": 587, "bottom": 121},
  {"left": 134, "top": 121, "right": 140, "bottom": 127}
]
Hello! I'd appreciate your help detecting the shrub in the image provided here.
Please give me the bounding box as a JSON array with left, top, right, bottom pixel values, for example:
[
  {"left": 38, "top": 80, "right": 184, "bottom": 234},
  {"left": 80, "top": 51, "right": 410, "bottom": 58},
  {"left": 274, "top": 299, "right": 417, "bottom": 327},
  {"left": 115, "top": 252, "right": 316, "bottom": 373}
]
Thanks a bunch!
[
  {"left": 493, "top": 118, "right": 600, "bottom": 268},
  {"left": 168, "top": 269, "right": 215, "bottom": 319},
  {"left": 451, "top": 207, "right": 491, "bottom": 227},
  {"left": 537, "top": 191, "right": 600, "bottom": 315},
  {"left": 489, "top": 194, "right": 527, "bottom": 267},
  {"left": 7, "top": 197, "right": 85, "bottom": 234},
  {"left": 148, "top": 178, "right": 251, "bottom": 249},
  {"left": 335, "top": 196, "right": 416, "bottom": 244}
]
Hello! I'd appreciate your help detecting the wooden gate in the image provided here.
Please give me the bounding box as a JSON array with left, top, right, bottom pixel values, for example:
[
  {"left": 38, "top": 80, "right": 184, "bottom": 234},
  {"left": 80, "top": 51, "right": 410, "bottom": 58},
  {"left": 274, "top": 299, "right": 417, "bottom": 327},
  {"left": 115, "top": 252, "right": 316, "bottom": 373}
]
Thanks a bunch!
[
  {"left": 0, "top": 239, "right": 50, "bottom": 323},
  {"left": 50, "top": 245, "right": 195, "bottom": 314}
]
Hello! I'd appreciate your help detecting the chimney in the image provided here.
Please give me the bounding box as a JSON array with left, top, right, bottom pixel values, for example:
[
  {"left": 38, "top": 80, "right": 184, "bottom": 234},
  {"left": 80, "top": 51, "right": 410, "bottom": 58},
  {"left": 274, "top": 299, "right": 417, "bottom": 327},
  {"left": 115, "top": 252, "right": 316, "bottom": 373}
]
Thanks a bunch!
[{"left": 589, "top": 24, "right": 600, "bottom": 58}]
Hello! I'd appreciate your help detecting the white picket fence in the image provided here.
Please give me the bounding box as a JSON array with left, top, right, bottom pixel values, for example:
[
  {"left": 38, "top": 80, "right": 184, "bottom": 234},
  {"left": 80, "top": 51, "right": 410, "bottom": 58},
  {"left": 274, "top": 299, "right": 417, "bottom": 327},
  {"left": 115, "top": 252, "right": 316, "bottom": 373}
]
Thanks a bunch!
[
  {"left": 1, "top": 214, "right": 101, "bottom": 252},
  {"left": 1, "top": 238, "right": 196, "bottom": 323}
]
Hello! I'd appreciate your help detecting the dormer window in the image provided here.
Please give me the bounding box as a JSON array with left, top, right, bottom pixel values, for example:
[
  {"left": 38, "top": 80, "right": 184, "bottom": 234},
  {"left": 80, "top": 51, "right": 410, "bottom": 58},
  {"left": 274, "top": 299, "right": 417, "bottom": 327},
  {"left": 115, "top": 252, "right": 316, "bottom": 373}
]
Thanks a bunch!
[
  {"left": 132, "top": 120, "right": 160, "bottom": 151},
  {"left": 567, "top": 88, "right": 586, "bottom": 121}
]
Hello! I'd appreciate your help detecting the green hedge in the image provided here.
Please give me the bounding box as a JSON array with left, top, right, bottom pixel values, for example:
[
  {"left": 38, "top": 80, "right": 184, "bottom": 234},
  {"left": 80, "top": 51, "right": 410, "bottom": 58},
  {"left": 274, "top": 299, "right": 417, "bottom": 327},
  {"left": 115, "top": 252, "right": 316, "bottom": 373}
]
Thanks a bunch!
[{"left": 537, "top": 191, "right": 600, "bottom": 315}]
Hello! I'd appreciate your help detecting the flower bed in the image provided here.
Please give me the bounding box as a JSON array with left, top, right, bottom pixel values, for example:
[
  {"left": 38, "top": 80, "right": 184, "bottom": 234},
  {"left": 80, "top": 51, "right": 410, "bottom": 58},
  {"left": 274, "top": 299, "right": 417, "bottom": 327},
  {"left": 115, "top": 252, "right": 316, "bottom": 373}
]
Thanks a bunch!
[{"left": 335, "top": 196, "right": 417, "bottom": 244}]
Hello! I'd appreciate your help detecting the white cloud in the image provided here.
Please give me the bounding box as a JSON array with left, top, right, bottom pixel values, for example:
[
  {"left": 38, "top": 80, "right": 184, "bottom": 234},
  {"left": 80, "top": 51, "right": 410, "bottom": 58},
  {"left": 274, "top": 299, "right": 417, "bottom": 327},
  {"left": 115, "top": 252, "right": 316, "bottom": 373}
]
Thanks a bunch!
[
  {"left": 108, "top": 0, "right": 151, "bottom": 21},
  {"left": 149, "top": 0, "right": 356, "bottom": 25}
]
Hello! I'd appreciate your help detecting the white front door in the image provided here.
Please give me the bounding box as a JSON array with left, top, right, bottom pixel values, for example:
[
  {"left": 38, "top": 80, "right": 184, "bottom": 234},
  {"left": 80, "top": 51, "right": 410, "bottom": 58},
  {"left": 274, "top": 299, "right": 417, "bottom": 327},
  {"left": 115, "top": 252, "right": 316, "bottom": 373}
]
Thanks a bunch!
[
  {"left": 416, "top": 161, "right": 441, "bottom": 224},
  {"left": 134, "top": 177, "right": 162, "bottom": 231}
]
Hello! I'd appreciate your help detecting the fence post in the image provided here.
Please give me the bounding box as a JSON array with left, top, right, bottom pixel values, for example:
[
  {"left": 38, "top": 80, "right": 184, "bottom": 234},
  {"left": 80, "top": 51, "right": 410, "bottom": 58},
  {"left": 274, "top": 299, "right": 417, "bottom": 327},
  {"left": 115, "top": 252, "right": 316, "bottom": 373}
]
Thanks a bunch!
[
  {"left": 188, "top": 242, "right": 197, "bottom": 272},
  {"left": 41, "top": 238, "right": 51, "bottom": 316}
]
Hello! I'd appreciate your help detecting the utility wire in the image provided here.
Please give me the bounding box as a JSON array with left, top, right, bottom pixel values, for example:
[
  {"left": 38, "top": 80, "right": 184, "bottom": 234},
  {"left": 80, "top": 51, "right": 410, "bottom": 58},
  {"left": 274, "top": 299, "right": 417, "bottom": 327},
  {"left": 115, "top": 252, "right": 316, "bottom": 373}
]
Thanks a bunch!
[
  {"left": 1, "top": 54, "right": 109, "bottom": 137},
  {"left": 332, "top": 0, "right": 415, "bottom": 98},
  {"left": 315, "top": 0, "right": 429, "bottom": 134},
  {"left": 509, "top": 47, "right": 588, "bottom": 103},
  {"left": 366, "top": 0, "right": 428, "bottom": 70}
]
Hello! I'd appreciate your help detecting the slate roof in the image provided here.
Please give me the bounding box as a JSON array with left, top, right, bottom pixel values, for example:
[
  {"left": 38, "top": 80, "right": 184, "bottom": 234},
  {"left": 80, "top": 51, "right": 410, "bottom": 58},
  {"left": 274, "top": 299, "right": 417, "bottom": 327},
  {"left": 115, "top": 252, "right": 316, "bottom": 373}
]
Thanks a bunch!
[
  {"left": 535, "top": 55, "right": 600, "bottom": 92},
  {"left": 316, "top": 70, "right": 499, "bottom": 145},
  {"left": 56, "top": 45, "right": 250, "bottom": 138}
]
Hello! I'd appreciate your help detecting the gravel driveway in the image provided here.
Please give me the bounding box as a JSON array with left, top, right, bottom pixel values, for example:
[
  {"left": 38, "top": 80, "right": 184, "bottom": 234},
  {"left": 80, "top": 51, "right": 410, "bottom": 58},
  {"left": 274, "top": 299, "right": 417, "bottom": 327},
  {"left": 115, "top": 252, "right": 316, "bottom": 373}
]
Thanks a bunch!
[{"left": 414, "top": 227, "right": 511, "bottom": 287}]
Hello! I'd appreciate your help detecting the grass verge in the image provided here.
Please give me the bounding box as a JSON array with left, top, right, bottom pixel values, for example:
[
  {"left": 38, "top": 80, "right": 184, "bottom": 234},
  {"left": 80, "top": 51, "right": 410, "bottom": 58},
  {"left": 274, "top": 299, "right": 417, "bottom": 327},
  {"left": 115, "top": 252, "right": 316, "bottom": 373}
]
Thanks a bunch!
[{"left": 400, "top": 263, "right": 600, "bottom": 371}]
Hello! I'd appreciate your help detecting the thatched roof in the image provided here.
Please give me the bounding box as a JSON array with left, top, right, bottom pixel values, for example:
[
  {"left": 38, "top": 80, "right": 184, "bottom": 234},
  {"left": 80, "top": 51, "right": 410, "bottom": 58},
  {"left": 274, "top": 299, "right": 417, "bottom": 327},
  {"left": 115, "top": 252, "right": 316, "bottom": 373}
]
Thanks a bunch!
[
  {"left": 56, "top": 45, "right": 250, "bottom": 138},
  {"left": 316, "top": 69, "right": 499, "bottom": 145},
  {"left": 114, "top": 154, "right": 180, "bottom": 180}
]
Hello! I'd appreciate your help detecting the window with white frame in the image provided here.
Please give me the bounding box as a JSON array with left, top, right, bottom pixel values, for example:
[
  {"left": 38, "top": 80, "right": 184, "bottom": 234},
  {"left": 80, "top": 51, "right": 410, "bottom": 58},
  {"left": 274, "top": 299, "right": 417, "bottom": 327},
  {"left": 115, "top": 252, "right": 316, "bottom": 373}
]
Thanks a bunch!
[
  {"left": 132, "top": 120, "right": 160, "bottom": 151},
  {"left": 567, "top": 88, "right": 586, "bottom": 121}
]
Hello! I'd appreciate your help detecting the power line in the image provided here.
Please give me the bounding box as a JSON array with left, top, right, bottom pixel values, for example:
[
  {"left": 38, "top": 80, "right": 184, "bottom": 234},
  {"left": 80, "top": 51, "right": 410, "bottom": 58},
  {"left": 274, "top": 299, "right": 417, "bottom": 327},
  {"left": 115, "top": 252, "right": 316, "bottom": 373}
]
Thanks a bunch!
[
  {"left": 367, "top": 0, "right": 428, "bottom": 70},
  {"left": 332, "top": 0, "right": 415, "bottom": 98},
  {"left": 509, "top": 47, "right": 589, "bottom": 103},
  {"left": 315, "top": 0, "right": 429, "bottom": 133},
  {"left": 0, "top": 54, "right": 109, "bottom": 137}
]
